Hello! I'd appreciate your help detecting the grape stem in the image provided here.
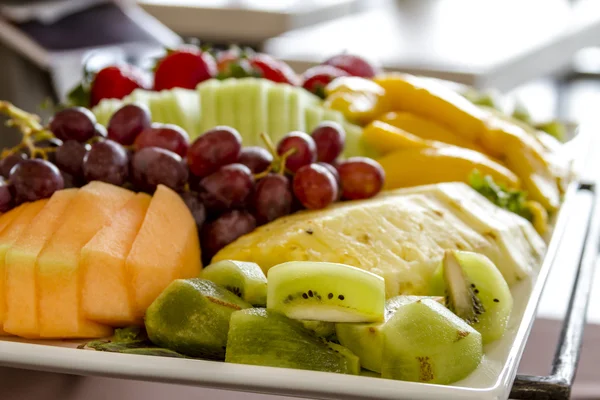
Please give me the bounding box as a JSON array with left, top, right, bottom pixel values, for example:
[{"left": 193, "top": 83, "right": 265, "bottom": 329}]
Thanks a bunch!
[
  {"left": 259, "top": 132, "right": 296, "bottom": 176},
  {"left": 0, "top": 101, "right": 56, "bottom": 161}
]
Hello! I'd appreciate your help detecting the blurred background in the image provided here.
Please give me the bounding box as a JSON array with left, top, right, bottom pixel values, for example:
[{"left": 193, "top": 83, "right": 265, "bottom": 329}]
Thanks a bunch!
[{"left": 0, "top": 0, "right": 600, "bottom": 399}]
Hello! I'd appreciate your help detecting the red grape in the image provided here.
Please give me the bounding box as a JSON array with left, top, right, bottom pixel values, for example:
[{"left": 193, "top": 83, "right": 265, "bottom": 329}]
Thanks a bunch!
[
  {"left": 180, "top": 191, "right": 206, "bottom": 229},
  {"left": 107, "top": 103, "right": 151, "bottom": 145},
  {"left": 252, "top": 174, "right": 293, "bottom": 224},
  {"left": 49, "top": 107, "right": 97, "bottom": 143},
  {"left": 337, "top": 157, "right": 385, "bottom": 200},
  {"left": 0, "top": 178, "right": 13, "bottom": 212},
  {"left": 316, "top": 161, "right": 339, "bottom": 182},
  {"left": 201, "top": 210, "right": 256, "bottom": 262},
  {"left": 277, "top": 132, "right": 317, "bottom": 173},
  {"left": 199, "top": 163, "right": 254, "bottom": 212},
  {"left": 30, "top": 138, "right": 62, "bottom": 164},
  {"left": 60, "top": 170, "right": 78, "bottom": 189},
  {"left": 311, "top": 122, "right": 346, "bottom": 163},
  {"left": 131, "top": 147, "right": 189, "bottom": 193},
  {"left": 0, "top": 153, "right": 27, "bottom": 179},
  {"left": 323, "top": 54, "right": 381, "bottom": 78},
  {"left": 187, "top": 126, "right": 242, "bottom": 177},
  {"left": 55, "top": 140, "right": 89, "bottom": 178},
  {"left": 82, "top": 140, "right": 129, "bottom": 186},
  {"left": 134, "top": 123, "right": 189, "bottom": 158},
  {"left": 10, "top": 159, "right": 64, "bottom": 203},
  {"left": 94, "top": 123, "right": 108, "bottom": 139},
  {"left": 292, "top": 163, "right": 338, "bottom": 210},
  {"left": 237, "top": 146, "right": 273, "bottom": 174}
]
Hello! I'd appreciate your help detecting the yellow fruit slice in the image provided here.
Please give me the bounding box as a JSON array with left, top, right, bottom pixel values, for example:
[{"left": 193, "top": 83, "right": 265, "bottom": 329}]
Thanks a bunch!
[
  {"left": 378, "top": 112, "right": 485, "bottom": 152},
  {"left": 81, "top": 193, "right": 152, "bottom": 326},
  {"left": 4, "top": 189, "right": 78, "bottom": 338},
  {"left": 37, "top": 182, "right": 134, "bottom": 338},
  {"left": 377, "top": 146, "right": 520, "bottom": 190},
  {"left": 363, "top": 120, "right": 431, "bottom": 154},
  {"left": 374, "top": 73, "right": 487, "bottom": 141}
]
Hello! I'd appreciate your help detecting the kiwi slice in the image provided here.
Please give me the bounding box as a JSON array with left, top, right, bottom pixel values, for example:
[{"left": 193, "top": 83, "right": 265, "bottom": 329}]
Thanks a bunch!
[
  {"left": 145, "top": 278, "right": 252, "bottom": 359},
  {"left": 201, "top": 260, "right": 268, "bottom": 306},
  {"left": 225, "top": 308, "right": 359, "bottom": 374},
  {"left": 301, "top": 320, "right": 336, "bottom": 339},
  {"left": 336, "top": 296, "right": 444, "bottom": 373},
  {"left": 430, "top": 250, "right": 513, "bottom": 344},
  {"left": 381, "top": 298, "right": 483, "bottom": 384},
  {"left": 267, "top": 261, "right": 385, "bottom": 323}
]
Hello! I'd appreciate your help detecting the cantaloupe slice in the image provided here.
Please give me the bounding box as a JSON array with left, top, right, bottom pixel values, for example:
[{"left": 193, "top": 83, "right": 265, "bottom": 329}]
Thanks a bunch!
[
  {"left": 4, "top": 189, "right": 79, "bottom": 338},
  {"left": 126, "top": 184, "right": 202, "bottom": 317},
  {"left": 0, "top": 200, "right": 48, "bottom": 334},
  {"left": 0, "top": 205, "right": 26, "bottom": 234},
  {"left": 81, "top": 193, "right": 151, "bottom": 326},
  {"left": 37, "top": 181, "right": 134, "bottom": 338}
]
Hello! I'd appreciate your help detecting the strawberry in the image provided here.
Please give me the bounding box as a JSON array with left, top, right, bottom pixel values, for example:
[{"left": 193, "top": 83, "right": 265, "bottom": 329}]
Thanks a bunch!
[
  {"left": 301, "top": 65, "right": 349, "bottom": 98},
  {"left": 248, "top": 53, "right": 299, "bottom": 86},
  {"left": 323, "top": 53, "right": 381, "bottom": 78},
  {"left": 154, "top": 47, "right": 217, "bottom": 91},
  {"left": 216, "top": 49, "right": 258, "bottom": 80},
  {"left": 90, "top": 65, "right": 150, "bottom": 107},
  {"left": 67, "top": 64, "right": 150, "bottom": 108}
]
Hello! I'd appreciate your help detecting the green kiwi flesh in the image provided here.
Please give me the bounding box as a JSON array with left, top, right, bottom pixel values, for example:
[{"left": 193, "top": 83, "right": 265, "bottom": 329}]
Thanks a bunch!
[
  {"left": 335, "top": 296, "right": 444, "bottom": 373},
  {"left": 225, "top": 308, "right": 360, "bottom": 374},
  {"left": 145, "top": 278, "right": 251, "bottom": 359},
  {"left": 267, "top": 261, "right": 385, "bottom": 323},
  {"left": 301, "top": 320, "right": 336, "bottom": 339},
  {"left": 381, "top": 298, "right": 483, "bottom": 384},
  {"left": 430, "top": 250, "right": 513, "bottom": 344},
  {"left": 201, "top": 260, "right": 268, "bottom": 306}
]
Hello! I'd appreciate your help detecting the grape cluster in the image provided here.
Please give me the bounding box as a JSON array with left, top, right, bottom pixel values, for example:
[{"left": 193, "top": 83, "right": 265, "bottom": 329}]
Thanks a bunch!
[
  {"left": 0, "top": 103, "right": 384, "bottom": 265},
  {"left": 186, "top": 121, "right": 384, "bottom": 262}
]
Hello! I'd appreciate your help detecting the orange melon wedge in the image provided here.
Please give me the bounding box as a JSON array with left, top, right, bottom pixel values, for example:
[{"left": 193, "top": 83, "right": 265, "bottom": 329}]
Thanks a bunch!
[
  {"left": 81, "top": 193, "right": 151, "bottom": 326},
  {"left": 37, "top": 181, "right": 134, "bottom": 338},
  {"left": 4, "top": 189, "right": 79, "bottom": 338},
  {"left": 126, "top": 185, "right": 201, "bottom": 318},
  {"left": 0, "top": 200, "right": 48, "bottom": 334}
]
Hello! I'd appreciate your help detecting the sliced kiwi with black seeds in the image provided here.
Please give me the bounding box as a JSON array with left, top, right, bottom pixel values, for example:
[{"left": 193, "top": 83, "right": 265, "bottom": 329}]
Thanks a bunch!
[
  {"left": 201, "top": 260, "right": 267, "bottom": 306},
  {"left": 381, "top": 298, "right": 483, "bottom": 384},
  {"left": 266, "top": 261, "right": 385, "bottom": 323},
  {"left": 301, "top": 320, "right": 336, "bottom": 339},
  {"left": 225, "top": 308, "right": 359, "bottom": 374},
  {"left": 144, "top": 278, "right": 252, "bottom": 359},
  {"left": 430, "top": 250, "right": 513, "bottom": 344},
  {"left": 335, "top": 295, "right": 444, "bottom": 373}
]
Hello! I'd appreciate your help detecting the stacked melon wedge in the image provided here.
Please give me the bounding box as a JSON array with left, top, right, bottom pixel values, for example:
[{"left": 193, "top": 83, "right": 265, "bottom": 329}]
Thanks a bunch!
[
  {"left": 0, "top": 182, "right": 200, "bottom": 339},
  {"left": 92, "top": 78, "right": 377, "bottom": 158}
]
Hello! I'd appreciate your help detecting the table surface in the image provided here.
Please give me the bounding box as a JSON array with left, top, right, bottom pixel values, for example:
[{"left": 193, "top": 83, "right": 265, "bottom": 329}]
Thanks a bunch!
[{"left": 263, "top": 0, "right": 600, "bottom": 91}]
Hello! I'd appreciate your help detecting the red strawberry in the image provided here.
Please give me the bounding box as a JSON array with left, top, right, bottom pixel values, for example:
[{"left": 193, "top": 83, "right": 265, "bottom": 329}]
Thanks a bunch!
[
  {"left": 323, "top": 53, "right": 381, "bottom": 78},
  {"left": 154, "top": 47, "right": 217, "bottom": 91},
  {"left": 301, "top": 65, "right": 350, "bottom": 98},
  {"left": 90, "top": 65, "right": 150, "bottom": 107},
  {"left": 249, "top": 53, "right": 299, "bottom": 86}
]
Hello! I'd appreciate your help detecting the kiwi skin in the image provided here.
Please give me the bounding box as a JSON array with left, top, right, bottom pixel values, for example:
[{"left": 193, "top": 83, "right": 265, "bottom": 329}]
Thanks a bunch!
[{"left": 430, "top": 250, "right": 514, "bottom": 344}]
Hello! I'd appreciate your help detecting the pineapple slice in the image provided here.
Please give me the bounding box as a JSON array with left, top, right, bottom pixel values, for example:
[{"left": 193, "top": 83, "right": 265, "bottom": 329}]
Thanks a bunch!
[{"left": 213, "top": 182, "right": 545, "bottom": 297}]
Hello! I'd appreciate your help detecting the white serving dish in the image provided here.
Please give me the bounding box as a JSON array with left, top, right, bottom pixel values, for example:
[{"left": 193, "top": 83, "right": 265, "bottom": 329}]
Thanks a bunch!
[{"left": 0, "top": 126, "right": 590, "bottom": 400}]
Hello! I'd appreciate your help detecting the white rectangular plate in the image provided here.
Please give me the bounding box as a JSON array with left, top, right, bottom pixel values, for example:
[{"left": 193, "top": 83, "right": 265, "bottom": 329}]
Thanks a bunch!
[{"left": 0, "top": 127, "right": 589, "bottom": 400}]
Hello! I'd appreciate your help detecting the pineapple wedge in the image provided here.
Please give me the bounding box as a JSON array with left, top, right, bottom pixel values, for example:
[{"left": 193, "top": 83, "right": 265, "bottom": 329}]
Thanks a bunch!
[
  {"left": 213, "top": 183, "right": 545, "bottom": 297},
  {"left": 394, "top": 182, "right": 546, "bottom": 284}
]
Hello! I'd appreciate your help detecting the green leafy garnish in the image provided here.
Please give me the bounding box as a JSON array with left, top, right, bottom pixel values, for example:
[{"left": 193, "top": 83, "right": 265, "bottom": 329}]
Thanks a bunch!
[
  {"left": 468, "top": 170, "right": 532, "bottom": 221},
  {"left": 535, "top": 120, "right": 567, "bottom": 142}
]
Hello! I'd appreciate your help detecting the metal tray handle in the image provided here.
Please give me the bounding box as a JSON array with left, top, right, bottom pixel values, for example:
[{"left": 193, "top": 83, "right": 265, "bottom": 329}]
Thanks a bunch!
[{"left": 511, "top": 182, "right": 600, "bottom": 400}]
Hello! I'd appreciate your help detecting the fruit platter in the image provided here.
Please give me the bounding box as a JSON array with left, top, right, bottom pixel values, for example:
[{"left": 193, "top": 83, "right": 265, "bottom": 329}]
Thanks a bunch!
[{"left": 0, "top": 46, "right": 590, "bottom": 400}]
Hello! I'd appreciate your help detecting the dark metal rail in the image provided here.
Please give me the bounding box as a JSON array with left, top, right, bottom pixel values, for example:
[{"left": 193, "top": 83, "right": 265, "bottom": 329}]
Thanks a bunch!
[{"left": 511, "top": 182, "right": 600, "bottom": 400}]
